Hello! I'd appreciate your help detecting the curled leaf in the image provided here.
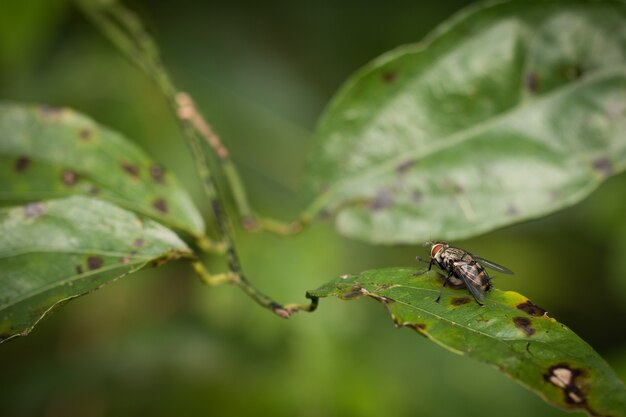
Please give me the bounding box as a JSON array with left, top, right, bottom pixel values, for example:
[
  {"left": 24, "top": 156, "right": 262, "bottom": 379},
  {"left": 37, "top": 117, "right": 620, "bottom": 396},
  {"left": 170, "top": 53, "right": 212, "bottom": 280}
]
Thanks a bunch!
[{"left": 308, "top": 268, "right": 626, "bottom": 416}]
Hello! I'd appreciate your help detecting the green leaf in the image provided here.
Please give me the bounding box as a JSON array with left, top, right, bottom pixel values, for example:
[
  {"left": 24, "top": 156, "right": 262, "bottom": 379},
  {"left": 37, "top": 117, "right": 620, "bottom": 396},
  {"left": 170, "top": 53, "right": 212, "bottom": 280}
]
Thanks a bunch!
[
  {"left": 0, "top": 196, "right": 192, "bottom": 343},
  {"left": 305, "top": 0, "right": 626, "bottom": 244},
  {"left": 0, "top": 101, "right": 206, "bottom": 239},
  {"left": 308, "top": 268, "right": 626, "bottom": 416}
]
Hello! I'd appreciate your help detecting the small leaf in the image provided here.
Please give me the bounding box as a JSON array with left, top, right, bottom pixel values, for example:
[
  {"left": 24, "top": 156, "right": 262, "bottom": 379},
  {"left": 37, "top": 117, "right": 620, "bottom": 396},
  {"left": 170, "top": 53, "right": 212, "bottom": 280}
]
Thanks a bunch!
[
  {"left": 308, "top": 268, "right": 626, "bottom": 416},
  {"left": 0, "top": 196, "right": 192, "bottom": 343},
  {"left": 305, "top": 0, "right": 626, "bottom": 243},
  {"left": 0, "top": 101, "right": 206, "bottom": 239}
]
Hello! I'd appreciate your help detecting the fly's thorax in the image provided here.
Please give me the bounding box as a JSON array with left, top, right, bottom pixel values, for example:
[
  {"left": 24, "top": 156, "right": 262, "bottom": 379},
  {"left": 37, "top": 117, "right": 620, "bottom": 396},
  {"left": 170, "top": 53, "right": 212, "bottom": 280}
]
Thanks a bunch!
[{"left": 439, "top": 246, "right": 465, "bottom": 268}]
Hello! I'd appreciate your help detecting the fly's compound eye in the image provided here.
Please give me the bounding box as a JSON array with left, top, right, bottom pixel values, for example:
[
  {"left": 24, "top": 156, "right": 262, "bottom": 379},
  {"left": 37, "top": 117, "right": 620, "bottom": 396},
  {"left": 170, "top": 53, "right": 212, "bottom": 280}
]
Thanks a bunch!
[{"left": 431, "top": 243, "right": 444, "bottom": 258}]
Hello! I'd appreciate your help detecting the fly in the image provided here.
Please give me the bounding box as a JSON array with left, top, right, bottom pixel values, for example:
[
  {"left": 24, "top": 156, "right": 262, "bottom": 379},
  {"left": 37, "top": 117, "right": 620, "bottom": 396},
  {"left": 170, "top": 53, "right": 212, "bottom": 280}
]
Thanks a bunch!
[{"left": 427, "top": 242, "right": 513, "bottom": 305}]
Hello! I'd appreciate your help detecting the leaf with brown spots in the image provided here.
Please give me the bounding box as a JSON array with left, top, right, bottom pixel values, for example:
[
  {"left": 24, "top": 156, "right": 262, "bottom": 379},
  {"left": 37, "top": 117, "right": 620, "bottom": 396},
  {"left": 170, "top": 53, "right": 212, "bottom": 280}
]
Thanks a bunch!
[
  {"left": 0, "top": 196, "right": 192, "bottom": 344},
  {"left": 304, "top": 0, "right": 626, "bottom": 244},
  {"left": 0, "top": 102, "right": 206, "bottom": 241},
  {"left": 308, "top": 267, "right": 626, "bottom": 416}
]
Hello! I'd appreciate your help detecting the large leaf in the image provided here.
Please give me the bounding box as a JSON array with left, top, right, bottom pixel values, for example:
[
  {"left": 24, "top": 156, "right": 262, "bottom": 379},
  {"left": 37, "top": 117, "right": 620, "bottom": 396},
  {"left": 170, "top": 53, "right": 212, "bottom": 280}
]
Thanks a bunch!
[
  {"left": 0, "top": 102, "right": 206, "bottom": 239},
  {"left": 305, "top": 0, "right": 626, "bottom": 244},
  {"left": 0, "top": 196, "right": 192, "bottom": 343},
  {"left": 308, "top": 268, "right": 626, "bottom": 416}
]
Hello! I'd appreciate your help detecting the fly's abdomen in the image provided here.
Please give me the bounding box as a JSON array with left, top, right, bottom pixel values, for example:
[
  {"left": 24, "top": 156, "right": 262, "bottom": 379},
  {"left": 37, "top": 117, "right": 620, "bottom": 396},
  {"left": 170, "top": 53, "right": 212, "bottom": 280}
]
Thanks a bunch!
[
  {"left": 477, "top": 268, "right": 492, "bottom": 292},
  {"left": 453, "top": 261, "right": 492, "bottom": 291}
]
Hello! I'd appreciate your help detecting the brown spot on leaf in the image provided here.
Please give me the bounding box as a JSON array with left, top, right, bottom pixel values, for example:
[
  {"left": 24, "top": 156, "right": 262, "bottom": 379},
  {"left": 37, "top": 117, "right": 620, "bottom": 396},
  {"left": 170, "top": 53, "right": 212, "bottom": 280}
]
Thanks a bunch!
[
  {"left": 591, "top": 156, "right": 613, "bottom": 177},
  {"left": 15, "top": 156, "right": 31, "bottom": 172},
  {"left": 23, "top": 202, "right": 45, "bottom": 219},
  {"left": 369, "top": 188, "right": 394, "bottom": 211},
  {"left": 342, "top": 284, "right": 365, "bottom": 300},
  {"left": 517, "top": 300, "right": 547, "bottom": 317},
  {"left": 149, "top": 164, "right": 166, "bottom": 183},
  {"left": 524, "top": 72, "right": 539, "bottom": 93},
  {"left": 513, "top": 316, "right": 535, "bottom": 336},
  {"left": 451, "top": 297, "right": 471, "bottom": 306},
  {"left": 453, "top": 183, "right": 464, "bottom": 194},
  {"left": 89, "top": 185, "right": 100, "bottom": 195},
  {"left": 393, "top": 320, "right": 427, "bottom": 337},
  {"left": 396, "top": 159, "right": 416, "bottom": 174},
  {"left": 506, "top": 205, "right": 519, "bottom": 216},
  {"left": 382, "top": 71, "right": 397, "bottom": 83},
  {"left": 406, "top": 323, "right": 426, "bottom": 332},
  {"left": 87, "top": 256, "right": 103, "bottom": 270},
  {"left": 121, "top": 162, "right": 140, "bottom": 178},
  {"left": 61, "top": 170, "right": 78, "bottom": 186},
  {"left": 78, "top": 128, "right": 92, "bottom": 141},
  {"left": 121, "top": 256, "right": 131, "bottom": 265},
  {"left": 75, "top": 265, "right": 83, "bottom": 275},
  {"left": 39, "top": 105, "right": 63, "bottom": 120},
  {"left": 544, "top": 364, "right": 588, "bottom": 407},
  {"left": 549, "top": 190, "right": 563, "bottom": 203},
  {"left": 133, "top": 238, "right": 144, "bottom": 248},
  {"left": 371, "top": 294, "right": 394, "bottom": 306},
  {"left": 152, "top": 198, "right": 168, "bottom": 214},
  {"left": 411, "top": 190, "right": 423, "bottom": 204}
]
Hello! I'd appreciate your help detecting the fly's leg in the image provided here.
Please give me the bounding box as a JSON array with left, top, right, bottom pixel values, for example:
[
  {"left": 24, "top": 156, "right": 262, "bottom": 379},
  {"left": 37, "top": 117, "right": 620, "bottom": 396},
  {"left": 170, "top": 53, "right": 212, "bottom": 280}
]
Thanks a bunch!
[
  {"left": 435, "top": 272, "right": 453, "bottom": 303},
  {"left": 412, "top": 256, "right": 431, "bottom": 276}
]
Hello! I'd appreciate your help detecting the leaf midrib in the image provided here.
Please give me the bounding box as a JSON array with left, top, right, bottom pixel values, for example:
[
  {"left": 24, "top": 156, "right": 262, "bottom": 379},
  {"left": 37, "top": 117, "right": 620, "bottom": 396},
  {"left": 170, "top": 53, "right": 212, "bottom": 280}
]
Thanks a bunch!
[
  {"left": 311, "top": 65, "right": 626, "bottom": 212},
  {"left": 362, "top": 278, "right": 593, "bottom": 361},
  {"left": 0, "top": 258, "right": 148, "bottom": 311},
  {"left": 0, "top": 247, "right": 157, "bottom": 259},
  {"left": 366, "top": 284, "right": 599, "bottom": 382}
]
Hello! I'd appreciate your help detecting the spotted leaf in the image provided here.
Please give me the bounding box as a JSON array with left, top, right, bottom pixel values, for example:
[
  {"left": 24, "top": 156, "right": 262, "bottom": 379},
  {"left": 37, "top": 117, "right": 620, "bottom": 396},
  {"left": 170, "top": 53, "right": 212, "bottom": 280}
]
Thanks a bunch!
[
  {"left": 308, "top": 268, "right": 626, "bottom": 416},
  {"left": 0, "top": 102, "right": 205, "bottom": 239},
  {"left": 0, "top": 196, "right": 192, "bottom": 343},
  {"left": 305, "top": 0, "right": 626, "bottom": 243}
]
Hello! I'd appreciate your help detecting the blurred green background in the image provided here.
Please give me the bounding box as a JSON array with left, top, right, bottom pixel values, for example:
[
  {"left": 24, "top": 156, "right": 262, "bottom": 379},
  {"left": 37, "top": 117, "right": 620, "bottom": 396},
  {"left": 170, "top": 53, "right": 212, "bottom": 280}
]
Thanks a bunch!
[{"left": 1, "top": 1, "right": 626, "bottom": 416}]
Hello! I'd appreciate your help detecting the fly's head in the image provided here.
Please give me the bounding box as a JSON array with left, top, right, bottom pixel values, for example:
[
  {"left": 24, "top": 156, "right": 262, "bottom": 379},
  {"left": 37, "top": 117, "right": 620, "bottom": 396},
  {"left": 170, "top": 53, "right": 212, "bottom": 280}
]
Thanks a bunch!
[{"left": 430, "top": 241, "right": 448, "bottom": 263}]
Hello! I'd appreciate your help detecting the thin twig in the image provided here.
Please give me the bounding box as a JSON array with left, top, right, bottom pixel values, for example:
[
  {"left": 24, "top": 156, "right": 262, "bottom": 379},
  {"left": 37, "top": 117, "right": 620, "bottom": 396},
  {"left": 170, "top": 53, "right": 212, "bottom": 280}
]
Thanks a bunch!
[
  {"left": 75, "top": 0, "right": 316, "bottom": 317},
  {"left": 175, "top": 92, "right": 305, "bottom": 234},
  {"left": 175, "top": 92, "right": 254, "bottom": 226}
]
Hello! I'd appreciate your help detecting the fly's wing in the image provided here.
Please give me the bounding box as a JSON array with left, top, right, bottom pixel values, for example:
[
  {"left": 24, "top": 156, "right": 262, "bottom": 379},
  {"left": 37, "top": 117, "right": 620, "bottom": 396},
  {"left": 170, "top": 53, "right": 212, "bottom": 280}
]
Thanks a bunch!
[
  {"left": 454, "top": 262, "right": 485, "bottom": 303},
  {"left": 464, "top": 277, "right": 486, "bottom": 303},
  {"left": 472, "top": 255, "right": 514, "bottom": 275}
]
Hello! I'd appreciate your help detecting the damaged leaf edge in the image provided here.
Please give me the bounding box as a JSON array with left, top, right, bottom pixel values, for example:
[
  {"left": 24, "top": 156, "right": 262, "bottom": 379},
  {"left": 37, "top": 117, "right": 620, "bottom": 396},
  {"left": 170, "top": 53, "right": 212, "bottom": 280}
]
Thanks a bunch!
[{"left": 0, "top": 248, "right": 192, "bottom": 344}]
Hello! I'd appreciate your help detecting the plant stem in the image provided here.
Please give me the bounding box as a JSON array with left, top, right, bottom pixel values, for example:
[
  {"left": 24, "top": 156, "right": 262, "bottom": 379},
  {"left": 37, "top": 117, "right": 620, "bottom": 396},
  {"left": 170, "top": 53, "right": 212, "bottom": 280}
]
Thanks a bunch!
[
  {"left": 75, "top": 0, "right": 316, "bottom": 317},
  {"left": 77, "top": 0, "right": 305, "bottom": 235},
  {"left": 175, "top": 93, "right": 255, "bottom": 226}
]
